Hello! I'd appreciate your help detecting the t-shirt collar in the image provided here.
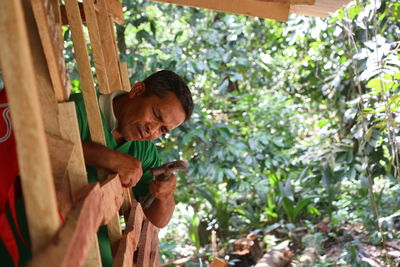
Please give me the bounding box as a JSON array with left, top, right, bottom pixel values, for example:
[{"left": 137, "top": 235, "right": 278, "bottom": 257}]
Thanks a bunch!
[{"left": 98, "top": 90, "right": 127, "bottom": 132}]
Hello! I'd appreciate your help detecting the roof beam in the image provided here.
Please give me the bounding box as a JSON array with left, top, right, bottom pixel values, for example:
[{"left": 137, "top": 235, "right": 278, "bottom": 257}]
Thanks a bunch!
[{"left": 149, "top": 0, "right": 290, "bottom": 21}]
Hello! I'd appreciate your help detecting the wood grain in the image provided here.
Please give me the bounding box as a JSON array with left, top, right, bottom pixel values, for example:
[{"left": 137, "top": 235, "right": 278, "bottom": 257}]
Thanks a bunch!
[{"left": 0, "top": 0, "right": 60, "bottom": 253}]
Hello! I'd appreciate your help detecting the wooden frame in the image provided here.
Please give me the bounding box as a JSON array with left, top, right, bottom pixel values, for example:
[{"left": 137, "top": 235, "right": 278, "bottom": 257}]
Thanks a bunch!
[{"left": 0, "top": 0, "right": 160, "bottom": 266}]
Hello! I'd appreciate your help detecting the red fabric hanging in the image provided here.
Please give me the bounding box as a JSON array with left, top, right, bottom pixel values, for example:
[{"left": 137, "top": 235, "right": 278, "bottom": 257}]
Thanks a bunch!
[{"left": 0, "top": 88, "right": 22, "bottom": 266}]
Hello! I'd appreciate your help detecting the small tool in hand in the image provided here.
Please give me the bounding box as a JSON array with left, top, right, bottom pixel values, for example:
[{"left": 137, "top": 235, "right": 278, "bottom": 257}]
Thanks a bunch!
[{"left": 141, "top": 160, "right": 188, "bottom": 208}]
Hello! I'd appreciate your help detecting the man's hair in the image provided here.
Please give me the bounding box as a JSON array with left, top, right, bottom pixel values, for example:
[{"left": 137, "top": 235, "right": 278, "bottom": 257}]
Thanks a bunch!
[{"left": 143, "top": 70, "right": 194, "bottom": 121}]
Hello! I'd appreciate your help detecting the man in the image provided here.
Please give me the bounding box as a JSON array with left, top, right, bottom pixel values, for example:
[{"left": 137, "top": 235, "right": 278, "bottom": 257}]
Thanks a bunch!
[
  {"left": 71, "top": 69, "right": 193, "bottom": 266},
  {"left": 72, "top": 69, "right": 193, "bottom": 227}
]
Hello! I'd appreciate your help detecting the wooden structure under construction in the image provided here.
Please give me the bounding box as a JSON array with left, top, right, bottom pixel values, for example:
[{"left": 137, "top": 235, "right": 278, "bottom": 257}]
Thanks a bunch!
[{"left": 0, "top": 0, "right": 351, "bottom": 266}]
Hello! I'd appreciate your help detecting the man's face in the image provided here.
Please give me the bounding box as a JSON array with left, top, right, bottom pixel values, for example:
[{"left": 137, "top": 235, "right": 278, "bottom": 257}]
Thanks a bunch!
[{"left": 116, "top": 91, "right": 186, "bottom": 141}]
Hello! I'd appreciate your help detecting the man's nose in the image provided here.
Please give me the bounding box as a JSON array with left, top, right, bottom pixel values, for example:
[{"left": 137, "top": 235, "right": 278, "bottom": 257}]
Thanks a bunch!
[{"left": 145, "top": 122, "right": 158, "bottom": 136}]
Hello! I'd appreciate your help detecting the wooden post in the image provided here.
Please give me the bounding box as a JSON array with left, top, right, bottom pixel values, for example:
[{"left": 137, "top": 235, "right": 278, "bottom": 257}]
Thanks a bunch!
[{"left": 0, "top": 0, "right": 60, "bottom": 253}]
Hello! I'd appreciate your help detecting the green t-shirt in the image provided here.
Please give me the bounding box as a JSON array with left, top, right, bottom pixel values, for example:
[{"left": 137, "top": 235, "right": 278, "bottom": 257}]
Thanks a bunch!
[
  {"left": 69, "top": 93, "right": 160, "bottom": 267},
  {"left": 69, "top": 93, "right": 160, "bottom": 198}
]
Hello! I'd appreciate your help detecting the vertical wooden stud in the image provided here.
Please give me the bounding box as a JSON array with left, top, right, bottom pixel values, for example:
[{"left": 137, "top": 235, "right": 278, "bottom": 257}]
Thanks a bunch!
[
  {"left": 96, "top": 0, "right": 123, "bottom": 92},
  {"left": 83, "top": 0, "right": 111, "bottom": 94}
]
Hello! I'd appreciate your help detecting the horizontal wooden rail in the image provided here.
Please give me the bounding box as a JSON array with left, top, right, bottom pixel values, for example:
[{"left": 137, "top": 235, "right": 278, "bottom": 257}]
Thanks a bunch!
[{"left": 29, "top": 183, "right": 104, "bottom": 267}]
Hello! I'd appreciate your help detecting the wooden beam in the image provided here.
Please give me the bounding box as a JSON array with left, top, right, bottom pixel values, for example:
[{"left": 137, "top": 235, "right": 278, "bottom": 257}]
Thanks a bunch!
[
  {"left": 96, "top": 0, "right": 124, "bottom": 92},
  {"left": 83, "top": 0, "right": 111, "bottom": 94},
  {"left": 136, "top": 219, "right": 156, "bottom": 267},
  {"left": 29, "top": 183, "right": 104, "bottom": 267},
  {"left": 113, "top": 201, "right": 144, "bottom": 267},
  {"left": 149, "top": 0, "right": 290, "bottom": 21},
  {"left": 0, "top": 0, "right": 60, "bottom": 253},
  {"left": 31, "top": 0, "right": 70, "bottom": 101}
]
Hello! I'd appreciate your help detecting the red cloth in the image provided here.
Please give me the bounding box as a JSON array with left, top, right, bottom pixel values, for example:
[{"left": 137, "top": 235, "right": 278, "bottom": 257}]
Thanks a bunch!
[{"left": 0, "top": 88, "right": 21, "bottom": 266}]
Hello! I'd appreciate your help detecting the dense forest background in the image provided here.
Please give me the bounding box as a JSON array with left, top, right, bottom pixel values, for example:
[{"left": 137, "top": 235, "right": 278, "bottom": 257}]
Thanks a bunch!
[{"left": 64, "top": 0, "right": 400, "bottom": 265}]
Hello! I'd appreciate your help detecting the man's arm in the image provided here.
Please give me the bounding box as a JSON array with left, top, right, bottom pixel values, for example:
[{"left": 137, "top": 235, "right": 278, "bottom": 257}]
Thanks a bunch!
[
  {"left": 82, "top": 141, "right": 143, "bottom": 187},
  {"left": 142, "top": 175, "right": 177, "bottom": 228}
]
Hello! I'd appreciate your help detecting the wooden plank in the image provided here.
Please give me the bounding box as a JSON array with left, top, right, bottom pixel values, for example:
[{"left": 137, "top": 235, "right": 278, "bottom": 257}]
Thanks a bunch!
[
  {"left": 136, "top": 220, "right": 155, "bottom": 267},
  {"left": 84, "top": 0, "right": 111, "bottom": 94},
  {"left": 119, "top": 62, "right": 131, "bottom": 92},
  {"left": 24, "top": 0, "right": 61, "bottom": 137},
  {"left": 29, "top": 183, "right": 104, "bottom": 267},
  {"left": 100, "top": 175, "right": 124, "bottom": 255},
  {"left": 96, "top": 0, "right": 124, "bottom": 92},
  {"left": 46, "top": 133, "right": 75, "bottom": 215},
  {"left": 58, "top": 102, "right": 103, "bottom": 267},
  {"left": 113, "top": 201, "right": 145, "bottom": 267},
  {"left": 31, "top": 0, "right": 70, "bottom": 102},
  {"left": 100, "top": 175, "right": 125, "bottom": 225},
  {"left": 149, "top": 0, "right": 290, "bottom": 21},
  {"left": 58, "top": 102, "right": 89, "bottom": 200},
  {"left": 149, "top": 228, "right": 159, "bottom": 267},
  {"left": 0, "top": 0, "right": 60, "bottom": 253}
]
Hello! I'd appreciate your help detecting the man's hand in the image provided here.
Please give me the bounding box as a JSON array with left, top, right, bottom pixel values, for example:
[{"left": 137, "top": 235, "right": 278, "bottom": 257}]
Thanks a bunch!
[
  {"left": 82, "top": 141, "right": 142, "bottom": 187},
  {"left": 113, "top": 153, "right": 143, "bottom": 188},
  {"left": 148, "top": 174, "right": 177, "bottom": 200}
]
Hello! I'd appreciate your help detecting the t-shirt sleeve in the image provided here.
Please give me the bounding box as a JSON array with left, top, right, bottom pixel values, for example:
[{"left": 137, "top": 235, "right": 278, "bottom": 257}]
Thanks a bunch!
[{"left": 130, "top": 141, "right": 161, "bottom": 198}]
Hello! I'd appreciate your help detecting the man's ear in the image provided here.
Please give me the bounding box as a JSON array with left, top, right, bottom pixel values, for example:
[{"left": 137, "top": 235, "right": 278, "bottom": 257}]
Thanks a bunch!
[{"left": 129, "top": 82, "right": 146, "bottom": 98}]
